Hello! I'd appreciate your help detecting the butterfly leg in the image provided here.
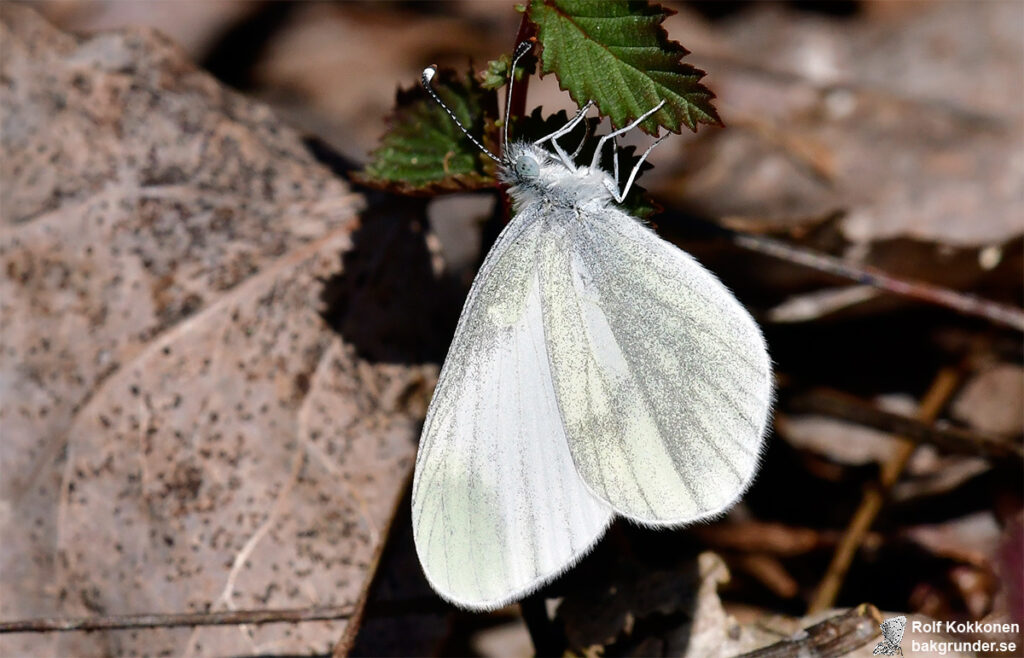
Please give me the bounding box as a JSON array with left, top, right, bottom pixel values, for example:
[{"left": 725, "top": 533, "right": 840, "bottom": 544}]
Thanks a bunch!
[
  {"left": 605, "top": 132, "right": 668, "bottom": 203},
  {"left": 611, "top": 134, "right": 620, "bottom": 190},
  {"left": 535, "top": 100, "right": 594, "bottom": 167},
  {"left": 569, "top": 117, "right": 591, "bottom": 160},
  {"left": 589, "top": 100, "right": 666, "bottom": 171},
  {"left": 550, "top": 137, "right": 575, "bottom": 169},
  {"left": 616, "top": 134, "right": 668, "bottom": 202}
]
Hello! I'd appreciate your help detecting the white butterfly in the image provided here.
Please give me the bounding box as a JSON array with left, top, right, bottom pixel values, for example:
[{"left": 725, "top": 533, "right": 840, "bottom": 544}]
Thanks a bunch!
[
  {"left": 412, "top": 43, "right": 773, "bottom": 610},
  {"left": 872, "top": 616, "right": 906, "bottom": 656}
]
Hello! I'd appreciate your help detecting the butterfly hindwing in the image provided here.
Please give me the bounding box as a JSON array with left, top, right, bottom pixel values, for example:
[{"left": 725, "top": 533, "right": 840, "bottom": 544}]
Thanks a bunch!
[{"left": 537, "top": 207, "right": 773, "bottom": 524}]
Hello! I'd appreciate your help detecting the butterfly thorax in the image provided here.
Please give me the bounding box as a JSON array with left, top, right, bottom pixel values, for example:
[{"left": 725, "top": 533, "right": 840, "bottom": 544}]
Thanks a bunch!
[{"left": 500, "top": 142, "right": 617, "bottom": 215}]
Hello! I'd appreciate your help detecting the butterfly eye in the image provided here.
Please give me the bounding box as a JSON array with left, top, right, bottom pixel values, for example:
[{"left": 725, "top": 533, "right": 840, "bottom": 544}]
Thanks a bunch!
[{"left": 514, "top": 155, "right": 540, "bottom": 180}]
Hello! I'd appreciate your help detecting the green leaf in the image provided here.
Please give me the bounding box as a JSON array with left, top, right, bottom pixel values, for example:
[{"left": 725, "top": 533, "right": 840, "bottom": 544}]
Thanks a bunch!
[
  {"left": 480, "top": 54, "right": 513, "bottom": 90},
  {"left": 528, "top": 0, "right": 721, "bottom": 134},
  {"left": 480, "top": 52, "right": 537, "bottom": 91},
  {"left": 355, "top": 68, "right": 498, "bottom": 195}
]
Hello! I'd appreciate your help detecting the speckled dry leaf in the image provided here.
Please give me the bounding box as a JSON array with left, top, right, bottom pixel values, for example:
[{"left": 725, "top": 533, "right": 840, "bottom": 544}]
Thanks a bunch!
[
  {"left": 0, "top": 6, "right": 432, "bottom": 656},
  {"left": 37, "top": 0, "right": 259, "bottom": 58}
]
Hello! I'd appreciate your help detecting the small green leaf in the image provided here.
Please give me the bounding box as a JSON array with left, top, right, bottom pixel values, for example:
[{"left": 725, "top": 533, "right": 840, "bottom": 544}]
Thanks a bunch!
[
  {"left": 480, "top": 54, "right": 513, "bottom": 90},
  {"left": 355, "top": 69, "right": 498, "bottom": 195},
  {"left": 528, "top": 0, "right": 721, "bottom": 134},
  {"left": 480, "top": 51, "right": 536, "bottom": 91}
]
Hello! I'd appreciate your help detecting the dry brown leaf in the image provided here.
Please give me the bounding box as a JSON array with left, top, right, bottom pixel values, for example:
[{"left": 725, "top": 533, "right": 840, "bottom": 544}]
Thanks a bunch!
[
  {"left": 951, "top": 363, "right": 1024, "bottom": 436},
  {"left": 775, "top": 413, "right": 904, "bottom": 466},
  {"left": 658, "top": 1, "right": 1024, "bottom": 248},
  {"left": 774, "top": 395, "right": 916, "bottom": 466},
  {"left": 37, "top": 0, "right": 259, "bottom": 58},
  {"left": 0, "top": 6, "right": 432, "bottom": 656},
  {"left": 902, "top": 511, "right": 1002, "bottom": 569},
  {"left": 692, "top": 521, "right": 826, "bottom": 557},
  {"left": 251, "top": 3, "right": 507, "bottom": 162}
]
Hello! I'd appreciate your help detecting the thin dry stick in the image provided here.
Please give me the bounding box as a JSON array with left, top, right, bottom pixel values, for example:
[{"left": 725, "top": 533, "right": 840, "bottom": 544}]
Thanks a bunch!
[
  {"left": 0, "top": 605, "right": 354, "bottom": 634},
  {"left": 732, "top": 233, "right": 1024, "bottom": 332},
  {"left": 735, "top": 554, "right": 800, "bottom": 599},
  {"left": 807, "top": 368, "right": 962, "bottom": 614},
  {"left": 738, "top": 603, "right": 884, "bottom": 658}
]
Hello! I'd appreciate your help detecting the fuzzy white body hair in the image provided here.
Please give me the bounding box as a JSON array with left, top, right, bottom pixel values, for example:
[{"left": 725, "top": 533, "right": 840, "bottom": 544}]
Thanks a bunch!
[{"left": 500, "top": 141, "right": 617, "bottom": 214}]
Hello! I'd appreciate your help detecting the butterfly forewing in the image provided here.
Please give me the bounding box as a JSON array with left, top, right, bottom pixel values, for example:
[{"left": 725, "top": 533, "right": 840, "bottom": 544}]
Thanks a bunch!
[
  {"left": 412, "top": 214, "right": 613, "bottom": 610},
  {"left": 538, "top": 207, "right": 773, "bottom": 524}
]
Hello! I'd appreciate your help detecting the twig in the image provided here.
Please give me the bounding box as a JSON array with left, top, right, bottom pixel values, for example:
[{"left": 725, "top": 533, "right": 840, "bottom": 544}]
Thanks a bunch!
[
  {"left": 693, "top": 521, "right": 866, "bottom": 557},
  {"left": 734, "top": 554, "right": 800, "bottom": 599},
  {"left": 807, "top": 368, "right": 963, "bottom": 614},
  {"left": 737, "top": 603, "right": 883, "bottom": 657},
  {"left": 0, "top": 605, "right": 355, "bottom": 634},
  {"left": 731, "top": 232, "right": 1024, "bottom": 332},
  {"left": 783, "top": 388, "right": 1023, "bottom": 462}
]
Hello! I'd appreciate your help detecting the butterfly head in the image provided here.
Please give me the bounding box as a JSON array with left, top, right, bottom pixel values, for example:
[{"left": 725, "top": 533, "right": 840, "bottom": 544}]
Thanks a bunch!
[
  {"left": 500, "top": 141, "right": 615, "bottom": 212},
  {"left": 502, "top": 142, "right": 549, "bottom": 183},
  {"left": 512, "top": 152, "right": 540, "bottom": 181}
]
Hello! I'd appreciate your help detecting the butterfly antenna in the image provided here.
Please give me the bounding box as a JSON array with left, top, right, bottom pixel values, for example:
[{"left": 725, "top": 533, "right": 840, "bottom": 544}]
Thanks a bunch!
[
  {"left": 503, "top": 41, "right": 533, "bottom": 155},
  {"left": 421, "top": 66, "right": 501, "bottom": 163}
]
